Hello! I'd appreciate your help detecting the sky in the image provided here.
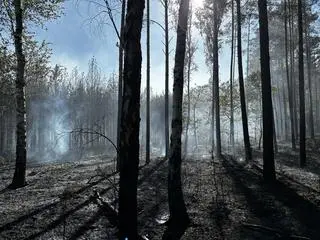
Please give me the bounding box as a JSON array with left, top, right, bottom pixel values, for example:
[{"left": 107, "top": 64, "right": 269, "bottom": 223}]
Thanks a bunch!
[{"left": 35, "top": 0, "right": 233, "bottom": 94}]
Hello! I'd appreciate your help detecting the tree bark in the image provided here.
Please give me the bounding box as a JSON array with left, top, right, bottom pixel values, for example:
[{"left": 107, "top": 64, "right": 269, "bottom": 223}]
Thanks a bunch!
[
  {"left": 258, "top": 0, "right": 276, "bottom": 183},
  {"left": 236, "top": 0, "right": 251, "bottom": 161},
  {"left": 163, "top": 0, "right": 190, "bottom": 238},
  {"left": 10, "top": 0, "right": 27, "bottom": 189},
  {"left": 118, "top": 0, "right": 144, "bottom": 238}
]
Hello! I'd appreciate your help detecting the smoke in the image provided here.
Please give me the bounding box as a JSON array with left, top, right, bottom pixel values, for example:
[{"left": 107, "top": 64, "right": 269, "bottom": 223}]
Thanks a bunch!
[{"left": 27, "top": 95, "right": 71, "bottom": 163}]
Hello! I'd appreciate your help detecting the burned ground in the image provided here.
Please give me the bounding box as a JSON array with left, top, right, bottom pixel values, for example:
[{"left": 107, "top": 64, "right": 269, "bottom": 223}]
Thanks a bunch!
[{"left": 0, "top": 145, "right": 319, "bottom": 240}]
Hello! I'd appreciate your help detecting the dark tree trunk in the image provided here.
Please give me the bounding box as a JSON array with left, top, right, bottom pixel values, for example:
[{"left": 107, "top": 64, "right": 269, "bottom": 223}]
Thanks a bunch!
[
  {"left": 229, "top": 0, "right": 235, "bottom": 154},
  {"left": 213, "top": 2, "right": 221, "bottom": 158},
  {"left": 236, "top": 0, "right": 251, "bottom": 161},
  {"left": 258, "top": 0, "right": 276, "bottom": 183},
  {"left": 163, "top": 0, "right": 190, "bottom": 238},
  {"left": 298, "top": 0, "right": 306, "bottom": 167},
  {"left": 116, "top": 0, "right": 126, "bottom": 170},
  {"left": 146, "top": 0, "right": 150, "bottom": 164},
  {"left": 10, "top": 0, "right": 27, "bottom": 189},
  {"left": 165, "top": 0, "right": 170, "bottom": 159},
  {"left": 246, "top": 14, "right": 251, "bottom": 79},
  {"left": 118, "top": 0, "right": 144, "bottom": 238}
]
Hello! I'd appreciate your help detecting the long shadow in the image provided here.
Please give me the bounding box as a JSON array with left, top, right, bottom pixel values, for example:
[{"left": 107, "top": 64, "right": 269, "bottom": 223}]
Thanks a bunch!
[
  {"left": 266, "top": 179, "right": 320, "bottom": 240},
  {"left": 0, "top": 170, "right": 118, "bottom": 233},
  {"left": 276, "top": 151, "right": 320, "bottom": 176},
  {"left": 1, "top": 159, "right": 164, "bottom": 239},
  {"left": 68, "top": 159, "right": 166, "bottom": 239},
  {"left": 251, "top": 162, "right": 320, "bottom": 195},
  {"left": 68, "top": 207, "right": 105, "bottom": 240},
  {"left": 222, "top": 156, "right": 320, "bottom": 240},
  {"left": 23, "top": 185, "right": 113, "bottom": 240},
  {"left": 254, "top": 148, "right": 320, "bottom": 176}
]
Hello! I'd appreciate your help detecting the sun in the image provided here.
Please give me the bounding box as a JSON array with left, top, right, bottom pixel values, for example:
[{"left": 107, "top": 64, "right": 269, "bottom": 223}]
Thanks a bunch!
[{"left": 192, "top": 0, "right": 204, "bottom": 8}]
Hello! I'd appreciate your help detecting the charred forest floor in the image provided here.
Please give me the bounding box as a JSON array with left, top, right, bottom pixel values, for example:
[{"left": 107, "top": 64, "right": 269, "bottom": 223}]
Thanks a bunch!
[{"left": 0, "top": 141, "right": 320, "bottom": 240}]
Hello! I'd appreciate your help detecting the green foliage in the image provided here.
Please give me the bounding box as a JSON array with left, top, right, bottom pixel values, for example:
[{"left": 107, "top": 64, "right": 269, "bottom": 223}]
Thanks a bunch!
[{"left": 195, "top": 0, "right": 228, "bottom": 65}]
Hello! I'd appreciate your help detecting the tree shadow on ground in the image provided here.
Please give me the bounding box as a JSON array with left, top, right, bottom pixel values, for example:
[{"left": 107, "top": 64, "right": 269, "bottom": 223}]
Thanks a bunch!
[
  {"left": 23, "top": 185, "right": 114, "bottom": 240},
  {"left": 0, "top": 170, "right": 118, "bottom": 234},
  {"left": 276, "top": 151, "right": 320, "bottom": 176},
  {"left": 1, "top": 159, "right": 166, "bottom": 240},
  {"left": 222, "top": 156, "right": 320, "bottom": 240}
]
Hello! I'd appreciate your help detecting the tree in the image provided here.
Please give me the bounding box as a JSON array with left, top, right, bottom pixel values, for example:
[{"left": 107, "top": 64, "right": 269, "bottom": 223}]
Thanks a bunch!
[
  {"left": 0, "top": 0, "right": 63, "bottom": 189},
  {"left": 229, "top": 0, "right": 235, "bottom": 154},
  {"left": 258, "top": 0, "right": 276, "bottom": 182},
  {"left": 236, "top": 0, "right": 252, "bottom": 161},
  {"left": 118, "top": 0, "right": 145, "bottom": 238},
  {"left": 9, "top": 0, "right": 27, "bottom": 189},
  {"left": 284, "top": 0, "right": 296, "bottom": 149},
  {"left": 163, "top": 0, "right": 190, "bottom": 238},
  {"left": 196, "top": 0, "right": 227, "bottom": 159},
  {"left": 117, "top": 0, "right": 126, "bottom": 170},
  {"left": 298, "top": 0, "right": 306, "bottom": 167},
  {"left": 184, "top": 4, "right": 197, "bottom": 157},
  {"left": 146, "top": 0, "right": 150, "bottom": 164},
  {"left": 165, "top": 0, "right": 170, "bottom": 159},
  {"left": 212, "top": 1, "right": 221, "bottom": 158}
]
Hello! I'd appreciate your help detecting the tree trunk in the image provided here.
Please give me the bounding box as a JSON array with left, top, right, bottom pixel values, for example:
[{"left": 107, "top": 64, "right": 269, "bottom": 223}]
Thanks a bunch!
[
  {"left": 211, "top": 82, "right": 215, "bottom": 158},
  {"left": 284, "top": 0, "right": 296, "bottom": 149},
  {"left": 236, "top": 0, "right": 251, "bottom": 161},
  {"left": 184, "top": 48, "right": 191, "bottom": 158},
  {"left": 258, "top": 0, "right": 276, "bottom": 183},
  {"left": 305, "top": 26, "right": 314, "bottom": 139},
  {"left": 10, "top": 0, "right": 27, "bottom": 189},
  {"left": 282, "top": 81, "right": 289, "bottom": 141},
  {"left": 116, "top": 0, "right": 126, "bottom": 170},
  {"left": 118, "top": 0, "right": 144, "bottom": 238},
  {"left": 297, "top": 0, "right": 306, "bottom": 167},
  {"left": 289, "top": 1, "right": 299, "bottom": 140},
  {"left": 146, "top": 0, "right": 150, "bottom": 164},
  {"left": 163, "top": 0, "right": 190, "bottom": 238},
  {"left": 229, "top": 0, "right": 235, "bottom": 154},
  {"left": 213, "top": 2, "right": 221, "bottom": 158},
  {"left": 246, "top": 14, "right": 251, "bottom": 80},
  {"left": 164, "top": 0, "right": 170, "bottom": 159},
  {"left": 184, "top": 7, "right": 192, "bottom": 158}
]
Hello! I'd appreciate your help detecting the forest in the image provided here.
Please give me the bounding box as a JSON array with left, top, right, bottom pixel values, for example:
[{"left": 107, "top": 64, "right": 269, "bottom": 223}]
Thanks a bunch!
[{"left": 0, "top": 0, "right": 320, "bottom": 239}]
